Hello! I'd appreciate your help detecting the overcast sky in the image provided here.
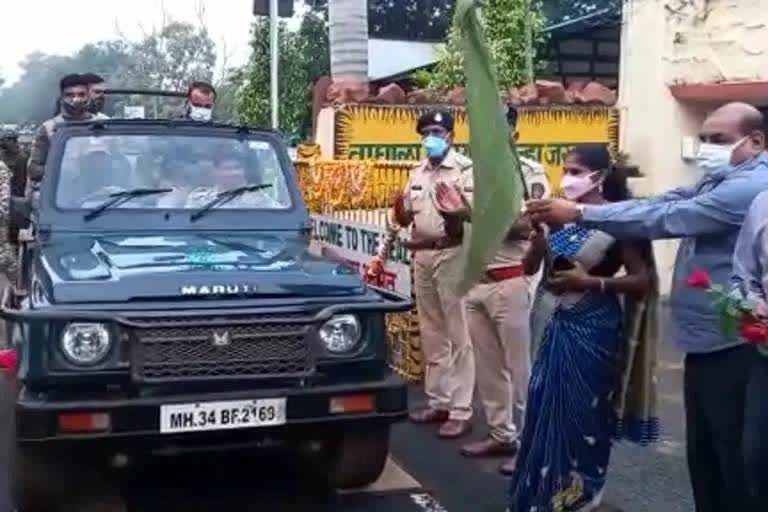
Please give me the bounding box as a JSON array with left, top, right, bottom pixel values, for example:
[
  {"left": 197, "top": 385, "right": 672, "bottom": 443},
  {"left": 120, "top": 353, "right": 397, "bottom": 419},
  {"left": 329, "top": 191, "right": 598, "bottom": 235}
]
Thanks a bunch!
[{"left": 0, "top": 0, "right": 292, "bottom": 85}]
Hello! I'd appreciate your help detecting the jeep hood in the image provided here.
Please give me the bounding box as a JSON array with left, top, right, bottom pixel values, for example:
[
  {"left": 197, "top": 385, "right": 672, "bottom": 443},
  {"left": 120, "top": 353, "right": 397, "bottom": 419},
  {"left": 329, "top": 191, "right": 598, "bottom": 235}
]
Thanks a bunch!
[{"left": 38, "top": 232, "right": 364, "bottom": 304}]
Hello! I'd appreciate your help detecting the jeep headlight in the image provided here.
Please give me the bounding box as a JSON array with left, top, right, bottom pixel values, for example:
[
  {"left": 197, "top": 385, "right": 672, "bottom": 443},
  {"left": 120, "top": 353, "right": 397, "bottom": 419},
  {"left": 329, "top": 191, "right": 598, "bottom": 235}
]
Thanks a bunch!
[
  {"left": 61, "top": 323, "right": 112, "bottom": 365},
  {"left": 319, "top": 315, "right": 362, "bottom": 354}
]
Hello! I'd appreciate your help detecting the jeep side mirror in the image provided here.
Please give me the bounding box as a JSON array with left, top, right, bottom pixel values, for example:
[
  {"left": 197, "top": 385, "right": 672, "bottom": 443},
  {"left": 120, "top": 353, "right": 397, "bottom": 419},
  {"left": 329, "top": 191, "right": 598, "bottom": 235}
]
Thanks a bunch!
[{"left": 10, "top": 196, "right": 31, "bottom": 231}]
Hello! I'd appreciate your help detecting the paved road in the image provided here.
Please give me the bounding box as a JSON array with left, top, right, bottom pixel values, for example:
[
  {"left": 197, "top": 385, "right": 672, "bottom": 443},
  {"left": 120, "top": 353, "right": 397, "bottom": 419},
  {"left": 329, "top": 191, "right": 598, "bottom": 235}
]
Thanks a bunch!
[{"left": 60, "top": 309, "right": 694, "bottom": 512}]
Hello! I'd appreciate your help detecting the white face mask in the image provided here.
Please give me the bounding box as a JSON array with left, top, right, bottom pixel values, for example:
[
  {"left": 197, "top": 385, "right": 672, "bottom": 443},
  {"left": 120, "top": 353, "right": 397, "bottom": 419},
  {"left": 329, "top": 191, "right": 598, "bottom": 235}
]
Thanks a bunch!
[
  {"left": 561, "top": 172, "right": 601, "bottom": 201},
  {"left": 696, "top": 137, "right": 747, "bottom": 174},
  {"left": 189, "top": 105, "right": 213, "bottom": 122}
]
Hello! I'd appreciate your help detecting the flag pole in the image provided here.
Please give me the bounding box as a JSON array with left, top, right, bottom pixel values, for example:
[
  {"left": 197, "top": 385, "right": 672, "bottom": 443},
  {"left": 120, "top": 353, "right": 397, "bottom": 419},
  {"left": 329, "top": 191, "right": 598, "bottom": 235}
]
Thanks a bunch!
[{"left": 269, "top": 0, "right": 279, "bottom": 129}]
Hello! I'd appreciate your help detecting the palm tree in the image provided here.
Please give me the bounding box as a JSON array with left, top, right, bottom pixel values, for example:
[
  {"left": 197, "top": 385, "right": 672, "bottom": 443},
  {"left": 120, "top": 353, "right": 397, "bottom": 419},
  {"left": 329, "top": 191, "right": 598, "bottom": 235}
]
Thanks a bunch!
[{"left": 328, "top": 0, "right": 369, "bottom": 101}]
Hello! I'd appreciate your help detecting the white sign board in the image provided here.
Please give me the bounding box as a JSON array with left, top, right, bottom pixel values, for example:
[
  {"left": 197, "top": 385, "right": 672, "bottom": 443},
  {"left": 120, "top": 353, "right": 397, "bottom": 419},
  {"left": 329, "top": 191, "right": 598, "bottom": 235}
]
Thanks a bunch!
[
  {"left": 123, "top": 106, "right": 146, "bottom": 119},
  {"left": 310, "top": 215, "right": 412, "bottom": 297}
]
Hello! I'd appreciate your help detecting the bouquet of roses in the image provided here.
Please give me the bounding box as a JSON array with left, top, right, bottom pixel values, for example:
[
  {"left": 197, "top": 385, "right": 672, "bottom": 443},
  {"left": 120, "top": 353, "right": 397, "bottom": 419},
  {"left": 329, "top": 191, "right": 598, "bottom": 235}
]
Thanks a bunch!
[{"left": 687, "top": 270, "right": 768, "bottom": 344}]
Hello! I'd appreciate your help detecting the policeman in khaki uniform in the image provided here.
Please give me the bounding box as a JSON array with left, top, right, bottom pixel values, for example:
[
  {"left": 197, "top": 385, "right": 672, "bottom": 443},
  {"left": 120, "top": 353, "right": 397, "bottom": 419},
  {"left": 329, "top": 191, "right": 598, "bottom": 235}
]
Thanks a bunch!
[
  {"left": 433, "top": 105, "right": 550, "bottom": 471},
  {"left": 371, "top": 110, "right": 475, "bottom": 439}
]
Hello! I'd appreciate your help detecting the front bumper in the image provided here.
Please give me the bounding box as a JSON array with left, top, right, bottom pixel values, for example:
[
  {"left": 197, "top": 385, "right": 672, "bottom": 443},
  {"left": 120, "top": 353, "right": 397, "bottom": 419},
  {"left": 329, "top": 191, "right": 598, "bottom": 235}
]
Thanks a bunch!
[{"left": 16, "top": 373, "right": 408, "bottom": 443}]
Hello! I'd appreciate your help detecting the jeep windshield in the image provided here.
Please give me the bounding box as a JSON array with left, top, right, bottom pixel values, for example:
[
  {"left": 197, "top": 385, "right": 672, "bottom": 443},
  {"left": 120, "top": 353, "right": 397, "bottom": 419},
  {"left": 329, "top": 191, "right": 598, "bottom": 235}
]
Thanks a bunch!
[{"left": 55, "top": 134, "right": 292, "bottom": 213}]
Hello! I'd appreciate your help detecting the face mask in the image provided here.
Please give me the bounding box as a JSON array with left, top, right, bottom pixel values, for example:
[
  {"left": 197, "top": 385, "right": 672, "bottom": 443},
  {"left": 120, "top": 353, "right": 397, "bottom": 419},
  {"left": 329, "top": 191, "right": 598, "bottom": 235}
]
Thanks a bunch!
[
  {"left": 61, "top": 97, "right": 88, "bottom": 117},
  {"left": 561, "top": 172, "right": 601, "bottom": 201},
  {"left": 88, "top": 97, "right": 105, "bottom": 114},
  {"left": 189, "top": 105, "right": 213, "bottom": 122},
  {"left": 423, "top": 135, "right": 449, "bottom": 159},
  {"left": 696, "top": 137, "right": 747, "bottom": 174}
]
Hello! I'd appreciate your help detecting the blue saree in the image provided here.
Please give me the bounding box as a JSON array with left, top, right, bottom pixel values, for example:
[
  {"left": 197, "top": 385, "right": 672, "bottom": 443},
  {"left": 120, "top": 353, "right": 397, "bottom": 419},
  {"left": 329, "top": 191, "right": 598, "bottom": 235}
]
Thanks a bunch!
[{"left": 509, "top": 224, "right": 624, "bottom": 512}]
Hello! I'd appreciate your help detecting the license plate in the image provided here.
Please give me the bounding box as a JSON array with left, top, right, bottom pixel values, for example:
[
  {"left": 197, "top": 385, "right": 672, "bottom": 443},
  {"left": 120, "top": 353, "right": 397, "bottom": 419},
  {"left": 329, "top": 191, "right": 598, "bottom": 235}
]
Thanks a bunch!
[{"left": 160, "top": 398, "right": 287, "bottom": 434}]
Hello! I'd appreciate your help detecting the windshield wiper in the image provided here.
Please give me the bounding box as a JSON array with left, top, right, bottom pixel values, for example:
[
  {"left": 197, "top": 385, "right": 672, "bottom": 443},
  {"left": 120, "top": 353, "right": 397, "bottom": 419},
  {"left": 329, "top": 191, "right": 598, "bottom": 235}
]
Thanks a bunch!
[
  {"left": 190, "top": 183, "right": 273, "bottom": 222},
  {"left": 83, "top": 187, "right": 173, "bottom": 221}
]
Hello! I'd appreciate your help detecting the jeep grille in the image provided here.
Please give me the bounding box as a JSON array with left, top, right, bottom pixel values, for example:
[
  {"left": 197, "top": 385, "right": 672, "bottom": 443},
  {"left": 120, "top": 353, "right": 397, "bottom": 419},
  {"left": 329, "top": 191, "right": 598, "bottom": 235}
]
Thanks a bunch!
[{"left": 130, "top": 316, "right": 315, "bottom": 382}]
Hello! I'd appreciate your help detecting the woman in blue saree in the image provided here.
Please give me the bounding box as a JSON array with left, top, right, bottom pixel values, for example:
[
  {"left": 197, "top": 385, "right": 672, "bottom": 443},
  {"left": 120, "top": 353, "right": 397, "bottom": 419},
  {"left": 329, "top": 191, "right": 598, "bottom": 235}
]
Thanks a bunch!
[{"left": 508, "top": 145, "right": 653, "bottom": 512}]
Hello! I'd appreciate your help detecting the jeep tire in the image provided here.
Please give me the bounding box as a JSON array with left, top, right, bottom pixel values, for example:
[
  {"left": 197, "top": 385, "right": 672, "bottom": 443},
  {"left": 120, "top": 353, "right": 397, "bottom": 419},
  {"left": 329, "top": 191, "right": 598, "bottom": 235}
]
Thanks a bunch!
[
  {"left": 0, "top": 375, "right": 63, "bottom": 512},
  {"left": 325, "top": 425, "right": 390, "bottom": 489}
]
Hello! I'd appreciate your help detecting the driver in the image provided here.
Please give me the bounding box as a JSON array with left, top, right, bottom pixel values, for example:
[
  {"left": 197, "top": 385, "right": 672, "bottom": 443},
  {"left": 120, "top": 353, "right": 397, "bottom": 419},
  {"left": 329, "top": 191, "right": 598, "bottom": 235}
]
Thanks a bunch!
[{"left": 185, "top": 151, "right": 279, "bottom": 209}]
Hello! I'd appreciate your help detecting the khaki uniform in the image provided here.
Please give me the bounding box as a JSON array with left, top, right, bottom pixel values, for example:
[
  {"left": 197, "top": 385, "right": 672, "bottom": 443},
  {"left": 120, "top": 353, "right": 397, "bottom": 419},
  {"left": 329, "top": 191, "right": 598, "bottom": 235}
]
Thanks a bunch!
[
  {"left": 465, "top": 157, "right": 549, "bottom": 443},
  {"left": 381, "top": 149, "right": 475, "bottom": 421},
  {"left": 466, "top": 243, "right": 531, "bottom": 443},
  {"left": 520, "top": 156, "right": 550, "bottom": 297}
]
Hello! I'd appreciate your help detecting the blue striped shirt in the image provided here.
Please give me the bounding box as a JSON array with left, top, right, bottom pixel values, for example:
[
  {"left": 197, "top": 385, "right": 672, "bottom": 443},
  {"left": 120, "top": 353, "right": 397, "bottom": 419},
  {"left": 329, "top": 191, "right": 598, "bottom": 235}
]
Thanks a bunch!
[{"left": 581, "top": 152, "right": 768, "bottom": 353}]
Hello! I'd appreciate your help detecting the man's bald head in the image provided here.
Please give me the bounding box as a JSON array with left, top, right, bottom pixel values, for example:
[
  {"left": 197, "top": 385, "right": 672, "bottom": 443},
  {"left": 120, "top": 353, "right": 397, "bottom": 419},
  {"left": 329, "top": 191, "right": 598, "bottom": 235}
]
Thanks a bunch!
[{"left": 700, "top": 102, "right": 765, "bottom": 166}]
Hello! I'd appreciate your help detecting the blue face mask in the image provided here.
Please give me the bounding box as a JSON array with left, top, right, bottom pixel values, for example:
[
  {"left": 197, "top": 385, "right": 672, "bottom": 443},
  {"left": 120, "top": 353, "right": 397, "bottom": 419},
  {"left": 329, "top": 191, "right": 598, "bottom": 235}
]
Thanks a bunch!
[{"left": 423, "top": 135, "right": 449, "bottom": 159}]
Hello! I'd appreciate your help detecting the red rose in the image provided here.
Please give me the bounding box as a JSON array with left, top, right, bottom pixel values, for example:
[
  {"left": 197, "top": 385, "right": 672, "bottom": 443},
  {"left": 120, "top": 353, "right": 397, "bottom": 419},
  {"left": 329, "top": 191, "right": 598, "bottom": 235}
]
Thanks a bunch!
[
  {"left": 687, "top": 270, "right": 712, "bottom": 289},
  {"left": 740, "top": 322, "right": 768, "bottom": 345},
  {"left": 0, "top": 349, "right": 17, "bottom": 373}
]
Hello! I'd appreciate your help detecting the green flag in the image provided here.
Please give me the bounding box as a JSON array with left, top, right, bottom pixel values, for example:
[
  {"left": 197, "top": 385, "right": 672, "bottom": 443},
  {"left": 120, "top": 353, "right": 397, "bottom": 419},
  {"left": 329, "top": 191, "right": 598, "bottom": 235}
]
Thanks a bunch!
[{"left": 450, "top": 0, "right": 525, "bottom": 295}]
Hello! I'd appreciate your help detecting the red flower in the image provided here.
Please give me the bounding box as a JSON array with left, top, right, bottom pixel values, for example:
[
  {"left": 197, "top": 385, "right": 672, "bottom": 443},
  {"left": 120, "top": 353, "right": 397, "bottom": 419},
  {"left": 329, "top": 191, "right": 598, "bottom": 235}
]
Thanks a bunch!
[
  {"left": 740, "top": 322, "right": 768, "bottom": 345},
  {"left": 687, "top": 270, "right": 712, "bottom": 289},
  {"left": 0, "top": 349, "right": 17, "bottom": 373}
]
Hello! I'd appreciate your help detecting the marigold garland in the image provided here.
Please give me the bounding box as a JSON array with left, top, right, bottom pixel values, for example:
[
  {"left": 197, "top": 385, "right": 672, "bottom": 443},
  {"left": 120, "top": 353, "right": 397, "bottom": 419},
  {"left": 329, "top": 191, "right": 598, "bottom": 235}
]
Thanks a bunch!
[{"left": 295, "top": 159, "right": 412, "bottom": 212}]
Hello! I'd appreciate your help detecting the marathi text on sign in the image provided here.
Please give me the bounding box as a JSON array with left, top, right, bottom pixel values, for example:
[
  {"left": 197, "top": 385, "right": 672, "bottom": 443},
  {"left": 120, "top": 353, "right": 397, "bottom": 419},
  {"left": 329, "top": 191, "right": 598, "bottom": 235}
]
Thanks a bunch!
[{"left": 334, "top": 105, "right": 619, "bottom": 188}]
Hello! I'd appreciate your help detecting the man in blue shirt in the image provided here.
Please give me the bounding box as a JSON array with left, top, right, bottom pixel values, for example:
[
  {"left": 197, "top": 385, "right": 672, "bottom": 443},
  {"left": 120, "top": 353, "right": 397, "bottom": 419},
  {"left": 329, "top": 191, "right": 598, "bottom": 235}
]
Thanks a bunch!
[
  {"left": 730, "top": 187, "right": 768, "bottom": 507},
  {"left": 527, "top": 102, "right": 767, "bottom": 512}
]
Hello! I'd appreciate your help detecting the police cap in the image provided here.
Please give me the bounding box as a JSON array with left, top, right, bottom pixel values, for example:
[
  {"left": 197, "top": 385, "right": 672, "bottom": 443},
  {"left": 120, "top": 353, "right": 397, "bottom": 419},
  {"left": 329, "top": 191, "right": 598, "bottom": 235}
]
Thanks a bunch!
[{"left": 416, "top": 110, "right": 454, "bottom": 135}]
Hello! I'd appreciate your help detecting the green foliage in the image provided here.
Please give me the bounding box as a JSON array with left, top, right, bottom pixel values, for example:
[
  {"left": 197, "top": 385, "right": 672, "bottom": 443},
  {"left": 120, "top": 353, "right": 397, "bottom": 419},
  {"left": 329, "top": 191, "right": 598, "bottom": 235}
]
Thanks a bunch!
[
  {"left": 0, "top": 20, "right": 217, "bottom": 124},
  {"left": 112, "top": 21, "right": 216, "bottom": 118},
  {"left": 236, "top": 11, "right": 329, "bottom": 141},
  {"left": 427, "top": 0, "right": 548, "bottom": 91},
  {"left": 306, "top": 0, "right": 454, "bottom": 41},
  {"left": 118, "top": 22, "right": 215, "bottom": 91},
  {"left": 410, "top": 69, "right": 434, "bottom": 89}
]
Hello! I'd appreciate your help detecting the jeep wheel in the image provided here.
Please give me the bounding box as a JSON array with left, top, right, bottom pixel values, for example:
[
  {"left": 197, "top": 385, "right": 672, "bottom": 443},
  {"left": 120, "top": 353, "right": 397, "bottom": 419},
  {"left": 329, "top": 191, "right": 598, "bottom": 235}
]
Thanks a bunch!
[
  {"left": 324, "top": 425, "right": 391, "bottom": 489},
  {"left": 0, "top": 376, "right": 61, "bottom": 512},
  {"left": 0, "top": 373, "right": 16, "bottom": 511}
]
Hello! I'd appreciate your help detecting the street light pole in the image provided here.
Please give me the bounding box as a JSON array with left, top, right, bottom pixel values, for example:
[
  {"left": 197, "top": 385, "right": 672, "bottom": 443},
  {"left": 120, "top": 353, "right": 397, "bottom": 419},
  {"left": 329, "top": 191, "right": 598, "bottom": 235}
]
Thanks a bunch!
[{"left": 269, "top": 0, "right": 279, "bottom": 129}]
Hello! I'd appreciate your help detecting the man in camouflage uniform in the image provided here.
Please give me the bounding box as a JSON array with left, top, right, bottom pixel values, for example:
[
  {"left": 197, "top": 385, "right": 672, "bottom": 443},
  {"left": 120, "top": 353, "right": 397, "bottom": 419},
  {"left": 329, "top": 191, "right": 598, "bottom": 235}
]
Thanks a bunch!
[
  {"left": 0, "top": 159, "right": 16, "bottom": 286},
  {"left": 178, "top": 81, "right": 217, "bottom": 122},
  {"left": 81, "top": 73, "right": 110, "bottom": 119},
  {"left": 0, "top": 130, "right": 27, "bottom": 295},
  {"left": 27, "top": 74, "right": 98, "bottom": 202},
  {"left": 0, "top": 129, "right": 28, "bottom": 199}
]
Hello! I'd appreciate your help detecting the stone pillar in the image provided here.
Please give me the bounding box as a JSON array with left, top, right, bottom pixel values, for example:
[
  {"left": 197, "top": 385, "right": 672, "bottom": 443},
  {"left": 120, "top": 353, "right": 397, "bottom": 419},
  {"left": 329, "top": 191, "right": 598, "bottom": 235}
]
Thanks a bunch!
[{"left": 619, "top": 0, "right": 708, "bottom": 295}]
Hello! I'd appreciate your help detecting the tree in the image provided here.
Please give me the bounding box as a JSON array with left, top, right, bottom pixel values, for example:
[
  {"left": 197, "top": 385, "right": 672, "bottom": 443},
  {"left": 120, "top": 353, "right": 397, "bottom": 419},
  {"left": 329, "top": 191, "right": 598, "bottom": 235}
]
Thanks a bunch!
[
  {"left": 0, "top": 52, "right": 78, "bottom": 124},
  {"left": 0, "top": 16, "right": 218, "bottom": 124},
  {"left": 119, "top": 21, "right": 216, "bottom": 91},
  {"left": 306, "top": 0, "right": 454, "bottom": 41},
  {"left": 111, "top": 19, "right": 216, "bottom": 118},
  {"left": 544, "top": 0, "right": 621, "bottom": 24},
  {"left": 328, "top": 0, "right": 369, "bottom": 100},
  {"left": 236, "top": 10, "right": 330, "bottom": 140},
  {"left": 427, "top": 0, "right": 547, "bottom": 91}
]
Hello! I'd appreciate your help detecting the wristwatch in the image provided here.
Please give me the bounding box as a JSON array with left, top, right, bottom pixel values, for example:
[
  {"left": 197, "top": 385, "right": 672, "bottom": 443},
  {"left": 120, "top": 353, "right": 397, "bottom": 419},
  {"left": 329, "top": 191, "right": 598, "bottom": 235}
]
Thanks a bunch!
[{"left": 576, "top": 203, "right": 587, "bottom": 220}]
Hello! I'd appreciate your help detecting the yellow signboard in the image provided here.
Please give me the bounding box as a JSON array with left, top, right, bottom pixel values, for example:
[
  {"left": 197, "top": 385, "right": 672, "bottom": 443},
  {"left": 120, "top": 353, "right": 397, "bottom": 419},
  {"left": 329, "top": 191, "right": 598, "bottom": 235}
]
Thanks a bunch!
[{"left": 334, "top": 104, "right": 619, "bottom": 188}]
